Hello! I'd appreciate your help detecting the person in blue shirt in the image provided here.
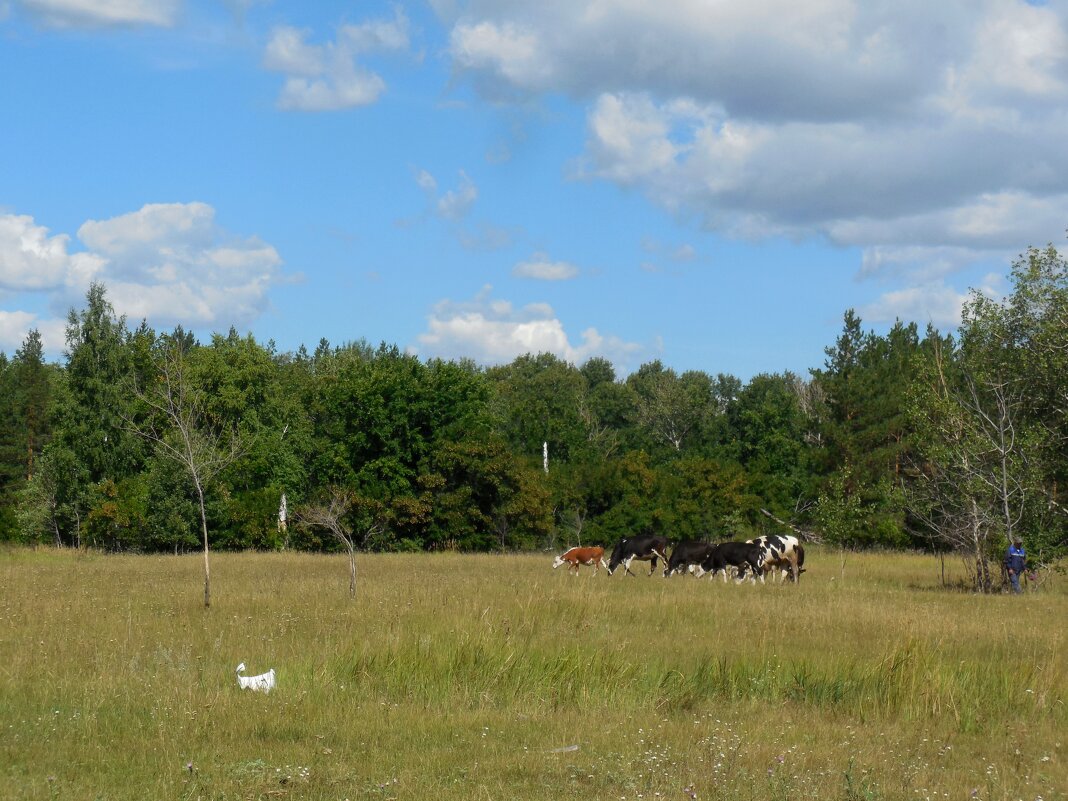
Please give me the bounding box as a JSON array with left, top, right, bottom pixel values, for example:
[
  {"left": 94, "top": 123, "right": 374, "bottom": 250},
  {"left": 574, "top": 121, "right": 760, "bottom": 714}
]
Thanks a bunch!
[{"left": 1004, "top": 538, "right": 1026, "bottom": 594}]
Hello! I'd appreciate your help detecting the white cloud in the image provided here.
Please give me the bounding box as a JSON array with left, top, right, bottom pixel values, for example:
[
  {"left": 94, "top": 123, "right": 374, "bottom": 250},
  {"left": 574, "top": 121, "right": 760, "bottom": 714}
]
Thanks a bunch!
[
  {"left": 17, "top": 0, "right": 178, "bottom": 27},
  {"left": 437, "top": 170, "right": 478, "bottom": 220},
  {"left": 414, "top": 285, "right": 643, "bottom": 368},
  {"left": 966, "top": 2, "right": 1068, "bottom": 99},
  {"left": 415, "top": 169, "right": 438, "bottom": 194},
  {"left": 575, "top": 90, "right": 1068, "bottom": 276},
  {"left": 75, "top": 202, "right": 283, "bottom": 325},
  {"left": 405, "top": 168, "right": 501, "bottom": 248},
  {"left": 581, "top": 93, "right": 682, "bottom": 184},
  {"left": 413, "top": 168, "right": 480, "bottom": 223},
  {"left": 0, "top": 203, "right": 285, "bottom": 354},
  {"left": 263, "top": 25, "right": 326, "bottom": 76},
  {"left": 449, "top": 20, "right": 553, "bottom": 97},
  {"left": 860, "top": 274, "right": 1003, "bottom": 329},
  {"left": 512, "top": 252, "right": 579, "bottom": 281},
  {"left": 444, "top": 0, "right": 954, "bottom": 117},
  {"left": 0, "top": 214, "right": 103, "bottom": 291},
  {"left": 263, "top": 10, "right": 409, "bottom": 111},
  {"left": 443, "top": 1, "right": 1068, "bottom": 293},
  {"left": 0, "top": 310, "right": 67, "bottom": 356},
  {"left": 0, "top": 310, "right": 37, "bottom": 351}
]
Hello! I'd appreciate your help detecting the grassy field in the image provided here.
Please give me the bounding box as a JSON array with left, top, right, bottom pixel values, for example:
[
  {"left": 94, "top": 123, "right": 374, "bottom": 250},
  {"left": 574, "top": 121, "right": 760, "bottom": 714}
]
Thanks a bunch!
[{"left": 1, "top": 546, "right": 1064, "bottom": 801}]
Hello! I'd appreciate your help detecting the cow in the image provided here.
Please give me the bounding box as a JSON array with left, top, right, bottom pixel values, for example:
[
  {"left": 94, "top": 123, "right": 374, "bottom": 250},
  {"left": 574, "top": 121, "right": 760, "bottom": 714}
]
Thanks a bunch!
[
  {"left": 552, "top": 546, "right": 608, "bottom": 576},
  {"left": 607, "top": 535, "right": 670, "bottom": 577},
  {"left": 761, "top": 542, "right": 805, "bottom": 583},
  {"left": 741, "top": 534, "right": 804, "bottom": 583},
  {"left": 699, "top": 541, "right": 764, "bottom": 584},
  {"left": 664, "top": 540, "right": 717, "bottom": 577}
]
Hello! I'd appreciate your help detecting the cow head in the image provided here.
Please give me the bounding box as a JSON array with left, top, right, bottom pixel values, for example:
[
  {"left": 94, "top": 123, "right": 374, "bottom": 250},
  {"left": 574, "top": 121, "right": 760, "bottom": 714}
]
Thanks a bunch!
[
  {"left": 552, "top": 555, "right": 566, "bottom": 569},
  {"left": 606, "top": 539, "right": 628, "bottom": 575}
]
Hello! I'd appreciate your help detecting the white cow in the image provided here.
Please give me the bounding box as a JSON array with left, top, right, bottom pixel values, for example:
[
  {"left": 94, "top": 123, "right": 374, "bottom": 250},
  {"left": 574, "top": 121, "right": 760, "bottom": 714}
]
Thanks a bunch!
[{"left": 745, "top": 534, "right": 804, "bottom": 583}]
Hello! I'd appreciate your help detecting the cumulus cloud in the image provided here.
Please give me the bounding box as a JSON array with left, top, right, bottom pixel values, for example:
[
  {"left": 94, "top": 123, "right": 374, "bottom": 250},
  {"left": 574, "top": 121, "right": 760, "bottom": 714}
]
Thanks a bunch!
[
  {"left": 0, "top": 214, "right": 104, "bottom": 291},
  {"left": 0, "top": 311, "right": 67, "bottom": 355},
  {"left": 0, "top": 310, "right": 38, "bottom": 351},
  {"left": 860, "top": 274, "right": 1003, "bottom": 329},
  {"left": 263, "top": 9, "right": 409, "bottom": 111},
  {"left": 0, "top": 203, "right": 284, "bottom": 353},
  {"left": 16, "top": 0, "right": 178, "bottom": 27},
  {"left": 444, "top": 0, "right": 976, "bottom": 117},
  {"left": 512, "top": 252, "right": 579, "bottom": 281},
  {"left": 414, "top": 285, "right": 644, "bottom": 368},
  {"left": 442, "top": 1, "right": 1068, "bottom": 303}
]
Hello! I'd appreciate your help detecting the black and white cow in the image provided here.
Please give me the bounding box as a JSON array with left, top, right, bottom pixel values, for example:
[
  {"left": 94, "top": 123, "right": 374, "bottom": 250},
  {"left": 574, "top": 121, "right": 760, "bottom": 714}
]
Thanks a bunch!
[
  {"left": 607, "top": 535, "right": 670, "bottom": 577},
  {"left": 742, "top": 534, "right": 804, "bottom": 583},
  {"left": 664, "top": 540, "right": 717, "bottom": 577},
  {"left": 699, "top": 541, "right": 765, "bottom": 584}
]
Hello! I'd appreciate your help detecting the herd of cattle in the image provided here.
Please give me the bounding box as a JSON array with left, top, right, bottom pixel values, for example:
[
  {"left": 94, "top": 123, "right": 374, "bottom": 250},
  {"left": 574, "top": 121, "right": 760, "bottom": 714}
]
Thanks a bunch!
[{"left": 551, "top": 534, "right": 805, "bottom": 584}]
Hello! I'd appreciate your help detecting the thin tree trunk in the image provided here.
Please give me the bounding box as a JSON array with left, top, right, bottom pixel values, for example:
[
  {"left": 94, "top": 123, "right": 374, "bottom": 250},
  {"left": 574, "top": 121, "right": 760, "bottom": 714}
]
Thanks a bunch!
[
  {"left": 51, "top": 502, "right": 61, "bottom": 548},
  {"left": 347, "top": 544, "right": 357, "bottom": 598},
  {"left": 196, "top": 480, "right": 211, "bottom": 608}
]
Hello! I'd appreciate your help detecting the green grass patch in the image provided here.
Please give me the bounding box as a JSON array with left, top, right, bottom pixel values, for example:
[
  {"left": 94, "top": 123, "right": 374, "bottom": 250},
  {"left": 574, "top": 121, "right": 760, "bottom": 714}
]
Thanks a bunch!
[{"left": 1, "top": 547, "right": 1064, "bottom": 799}]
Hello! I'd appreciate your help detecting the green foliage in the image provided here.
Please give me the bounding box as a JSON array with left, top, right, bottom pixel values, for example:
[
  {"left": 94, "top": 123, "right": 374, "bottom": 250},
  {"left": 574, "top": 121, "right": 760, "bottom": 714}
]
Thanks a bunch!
[
  {"left": 815, "top": 470, "right": 872, "bottom": 549},
  {"left": 727, "top": 372, "right": 816, "bottom": 517},
  {"left": 627, "top": 361, "right": 714, "bottom": 455},
  {"left": 0, "top": 330, "right": 56, "bottom": 539},
  {"left": 8, "top": 242, "right": 1064, "bottom": 560},
  {"left": 487, "top": 352, "right": 588, "bottom": 463},
  {"left": 904, "top": 243, "right": 1068, "bottom": 587},
  {"left": 57, "top": 283, "right": 143, "bottom": 487},
  {"left": 654, "top": 457, "right": 756, "bottom": 540}
]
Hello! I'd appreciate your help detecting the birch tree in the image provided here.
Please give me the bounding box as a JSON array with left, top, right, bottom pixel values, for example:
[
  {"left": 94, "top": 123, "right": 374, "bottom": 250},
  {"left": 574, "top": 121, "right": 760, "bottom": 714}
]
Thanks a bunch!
[
  {"left": 128, "top": 338, "right": 243, "bottom": 607},
  {"left": 907, "top": 302, "right": 1045, "bottom": 592}
]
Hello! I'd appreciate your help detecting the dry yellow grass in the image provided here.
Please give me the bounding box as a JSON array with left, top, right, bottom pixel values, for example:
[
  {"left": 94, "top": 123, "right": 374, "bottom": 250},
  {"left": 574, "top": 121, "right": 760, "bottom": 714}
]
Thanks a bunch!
[{"left": 0, "top": 546, "right": 1064, "bottom": 800}]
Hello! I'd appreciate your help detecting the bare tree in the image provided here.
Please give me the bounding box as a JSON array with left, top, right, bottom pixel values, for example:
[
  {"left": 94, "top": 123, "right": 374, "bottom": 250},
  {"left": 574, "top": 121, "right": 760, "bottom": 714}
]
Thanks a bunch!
[
  {"left": 906, "top": 342, "right": 1036, "bottom": 592},
  {"left": 788, "top": 372, "right": 826, "bottom": 447},
  {"left": 127, "top": 340, "right": 243, "bottom": 607},
  {"left": 296, "top": 487, "right": 383, "bottom": 598},
  {"left": 760, "top": 506, "right": 820, "bottom": 544}
]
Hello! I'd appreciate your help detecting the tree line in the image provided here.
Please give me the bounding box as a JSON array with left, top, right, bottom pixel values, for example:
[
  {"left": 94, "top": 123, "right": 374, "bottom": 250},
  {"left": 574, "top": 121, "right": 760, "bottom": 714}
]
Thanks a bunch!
[{"left": 1, "top": 245, "right": 1065, "bottom": 590}]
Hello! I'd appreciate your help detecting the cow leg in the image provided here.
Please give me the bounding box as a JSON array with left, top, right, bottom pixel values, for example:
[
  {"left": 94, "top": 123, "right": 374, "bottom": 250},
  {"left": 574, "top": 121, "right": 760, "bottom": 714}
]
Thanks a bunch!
[
  {"left": 650, "top": 549, "right": 667, "bottom": 576},
  {"left": 624, "top": 555, "right": 636, "bottom": 577}
]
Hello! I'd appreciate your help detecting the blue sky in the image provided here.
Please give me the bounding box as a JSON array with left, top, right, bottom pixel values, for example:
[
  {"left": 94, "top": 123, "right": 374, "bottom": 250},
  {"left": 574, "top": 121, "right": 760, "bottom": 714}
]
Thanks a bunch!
[{"left": 2, "top": 0, "right": 1067, "bottom": 380}]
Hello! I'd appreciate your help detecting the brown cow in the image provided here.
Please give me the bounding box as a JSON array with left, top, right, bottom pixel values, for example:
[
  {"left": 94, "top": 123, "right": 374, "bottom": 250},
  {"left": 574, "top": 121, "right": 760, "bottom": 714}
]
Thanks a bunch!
[{"left": 552, "top": 546, "right": 608, "bottom": 576}]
